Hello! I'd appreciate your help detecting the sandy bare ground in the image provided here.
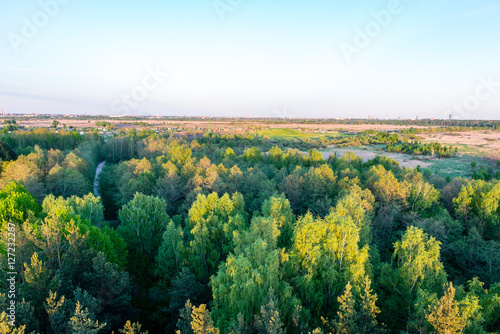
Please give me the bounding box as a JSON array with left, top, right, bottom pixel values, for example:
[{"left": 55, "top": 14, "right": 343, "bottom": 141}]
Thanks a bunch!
[
  {"left": 321, "top": 148, "right": 434, "bottom": 169},
  {"left": 157, "top": 121, "right": 430, "bottom": 133},
  {"left": 419, "top": 131, "right": 500, "bottom": 158},
  {"left": 15, "top": 119, "right": 429, "bottom": 132},
  {"left": 16, "top": 119, "right": 156, "bottom": 129}
]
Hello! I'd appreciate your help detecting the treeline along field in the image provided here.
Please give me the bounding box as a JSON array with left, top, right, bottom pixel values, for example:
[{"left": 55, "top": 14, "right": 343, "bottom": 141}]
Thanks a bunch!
[{"left": 1, "top": 126, "right": 500, "bottom": 333}]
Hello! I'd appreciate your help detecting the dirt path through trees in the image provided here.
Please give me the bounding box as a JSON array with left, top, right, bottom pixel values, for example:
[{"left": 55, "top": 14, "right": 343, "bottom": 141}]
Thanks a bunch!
[{"left": 93, "top": 161, "right": 106, "bottom": 197}]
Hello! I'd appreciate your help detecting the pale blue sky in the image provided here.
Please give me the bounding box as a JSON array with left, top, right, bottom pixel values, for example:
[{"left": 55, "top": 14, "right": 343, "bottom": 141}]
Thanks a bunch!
[{"left": 1, "top": 0, "right": 499, "bottom": 119}]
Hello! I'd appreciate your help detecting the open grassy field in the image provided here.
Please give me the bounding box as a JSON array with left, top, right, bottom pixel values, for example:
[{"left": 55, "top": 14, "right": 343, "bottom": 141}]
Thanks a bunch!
[
  {"left": 426, "top": 155, "right": 479, "bottom": 179},
  {"left": 256, "top": 128, "right": 340, "bottom": 140}
]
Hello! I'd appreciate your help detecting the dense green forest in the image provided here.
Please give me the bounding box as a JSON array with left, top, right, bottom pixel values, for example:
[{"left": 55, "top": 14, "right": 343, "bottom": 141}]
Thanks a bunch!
[{"left": 1, "top": 127, "right": 500, "bottom": 333}]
